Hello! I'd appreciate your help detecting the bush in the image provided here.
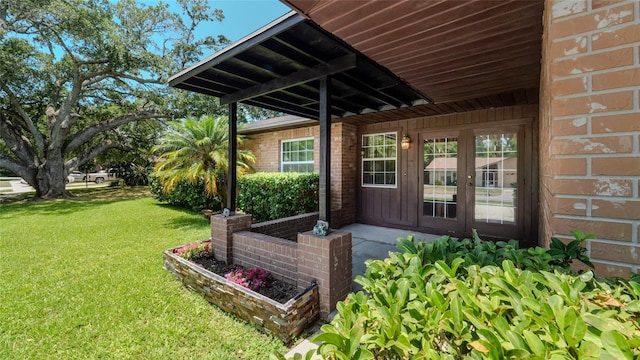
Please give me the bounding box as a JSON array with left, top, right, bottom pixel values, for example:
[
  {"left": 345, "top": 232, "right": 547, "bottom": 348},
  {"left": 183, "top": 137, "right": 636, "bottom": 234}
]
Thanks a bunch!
[
  {"left": 149, "top": 176, "right": 221, "bottom": 212},
  {"left": 237, "top": 172, "right": 319, "bottom": 223},
  {"left": 119, "top": 162, "right": 153, "bottom": 186},
  {"left": 286, "top": 232, "right": 640, "bottom": 360},
  {"left": 396, "top": 229, "right": 594, "bottom": 273}
]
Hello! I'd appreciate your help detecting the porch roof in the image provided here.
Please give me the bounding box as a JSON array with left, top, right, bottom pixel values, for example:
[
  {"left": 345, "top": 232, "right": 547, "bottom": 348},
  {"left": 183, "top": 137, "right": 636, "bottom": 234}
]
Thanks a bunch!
[
  {"left": 170, "top": 1, "right": 543, "bottom": 125},
  {"left": 168, "top": 12, "right": 430, "bottom": 120},
  {"left": 283, "top": 0, "right": 543, "bottom": 123}
]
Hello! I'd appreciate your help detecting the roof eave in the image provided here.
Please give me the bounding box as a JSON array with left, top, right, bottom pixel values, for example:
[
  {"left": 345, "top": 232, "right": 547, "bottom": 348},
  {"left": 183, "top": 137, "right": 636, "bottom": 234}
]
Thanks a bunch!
[{"left": 168, "top": 11, "right": 304, "bottom": 87}]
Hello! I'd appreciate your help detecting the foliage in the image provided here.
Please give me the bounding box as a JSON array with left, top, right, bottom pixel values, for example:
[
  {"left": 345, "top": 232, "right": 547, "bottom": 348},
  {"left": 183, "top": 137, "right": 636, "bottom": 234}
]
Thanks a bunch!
[
  {"left": 117, "top": 161, "right": 154, "bottom": 186},
  {"left": 237, "top": 172, "right": 319, "bottom": 223},
  {"left": 293, "top": 232, "right": 640, "bottom": 360},
  {"left": 549, "top": 229, "right": 595, "bottom": 269},
  {"left": 174, "top": 241, "right": 213, "bottom": 260},
  {"left": 149, "top": 175, "right": 220, "bottom": 212},
  {"left": 152, "top": 115, "right": 255, "bottom": 209},
  {"left": 396, "top": 229, "right": 594, "bottom": 273},
  {"left": 0, "top": 188, "right": 285, "bottom": 358},
  {"left": 225, "top": 267, "right": 270, "bottom": 291},
  {"left": 0, "top": 0, "right": 228, "bottom": 198}
]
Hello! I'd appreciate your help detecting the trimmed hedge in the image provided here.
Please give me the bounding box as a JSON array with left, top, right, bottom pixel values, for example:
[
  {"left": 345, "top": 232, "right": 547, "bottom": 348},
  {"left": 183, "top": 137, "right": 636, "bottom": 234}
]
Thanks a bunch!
[
  {"left": 149, "top": 176, "right": 221, "bottom": 212},
  {"left": 237, "top": 172, "right": 318, "bottom": 223}
]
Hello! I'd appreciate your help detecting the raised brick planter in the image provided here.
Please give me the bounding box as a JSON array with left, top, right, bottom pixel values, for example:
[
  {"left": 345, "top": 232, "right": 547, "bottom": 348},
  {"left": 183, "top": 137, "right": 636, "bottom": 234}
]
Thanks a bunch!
[{"left": 163, "top": 243, "right": 319, "bottom": 344}]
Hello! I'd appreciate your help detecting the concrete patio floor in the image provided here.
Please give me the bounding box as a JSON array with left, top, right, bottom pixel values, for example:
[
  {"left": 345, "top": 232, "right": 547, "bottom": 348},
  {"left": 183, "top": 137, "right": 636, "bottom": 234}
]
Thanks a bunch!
[{"left": 340, "top": 223, "right": 441, "bottom": 290}]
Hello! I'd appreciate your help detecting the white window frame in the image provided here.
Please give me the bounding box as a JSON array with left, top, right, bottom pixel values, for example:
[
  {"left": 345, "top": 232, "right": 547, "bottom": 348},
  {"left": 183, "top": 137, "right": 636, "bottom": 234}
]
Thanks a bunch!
[
  {"left": 281, "top": 137, "right": 315, "bottom": 173},
  {"left": 361, "top": 132, "right": 398, "bottom": 188}
]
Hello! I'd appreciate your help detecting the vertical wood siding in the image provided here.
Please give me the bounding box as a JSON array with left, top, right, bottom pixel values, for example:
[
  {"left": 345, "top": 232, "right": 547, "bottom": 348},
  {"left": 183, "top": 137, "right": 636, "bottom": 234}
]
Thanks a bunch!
[{"left": 357, "top": 104, "right": 539, "bottom": 240}]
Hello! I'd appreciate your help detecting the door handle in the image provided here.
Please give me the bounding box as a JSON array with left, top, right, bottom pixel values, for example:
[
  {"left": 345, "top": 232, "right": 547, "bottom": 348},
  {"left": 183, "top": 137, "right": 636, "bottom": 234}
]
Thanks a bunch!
[{"left": 468, "top": 175, "right": 473, "bottom": 186}]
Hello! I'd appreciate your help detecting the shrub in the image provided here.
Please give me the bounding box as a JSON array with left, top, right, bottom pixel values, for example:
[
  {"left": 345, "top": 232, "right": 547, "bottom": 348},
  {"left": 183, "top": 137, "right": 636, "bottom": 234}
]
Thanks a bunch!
[
  {"left": 119, "top": 162, "right": 153, "bottom": 186},
  {"left": 287, "top": 232, "right": 640, "bottom": 360},
  {"left": 237, "top": 172, "right": 319, "bottom": 223},
  {"left": 396, "top": 229, "right": 594, "bottom": 273},
  {"left": 149, "top": 176, "right": 221, "bottom": 212},
  {"left": 174, "top": 241, "right": 212, "bottom": 260}
]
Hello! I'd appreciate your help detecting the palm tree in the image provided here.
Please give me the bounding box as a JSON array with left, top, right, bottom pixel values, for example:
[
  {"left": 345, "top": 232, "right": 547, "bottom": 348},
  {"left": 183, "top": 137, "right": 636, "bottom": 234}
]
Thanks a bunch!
[{"left": 153, "top": 115, "right": 256, "bottom": 210}]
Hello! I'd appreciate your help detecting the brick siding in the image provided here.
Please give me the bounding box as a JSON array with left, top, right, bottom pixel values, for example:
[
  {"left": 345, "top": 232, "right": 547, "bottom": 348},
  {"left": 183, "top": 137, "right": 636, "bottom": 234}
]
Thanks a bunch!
[{"left": 541, "top": 0, "right": 640, "bottom": 276}]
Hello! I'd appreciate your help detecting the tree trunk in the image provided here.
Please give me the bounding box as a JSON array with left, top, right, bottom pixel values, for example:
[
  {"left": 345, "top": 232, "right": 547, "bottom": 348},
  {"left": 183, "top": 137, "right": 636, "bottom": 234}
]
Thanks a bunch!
[{"left": 37, "top": 150, "right": 72, "bottom": 198}]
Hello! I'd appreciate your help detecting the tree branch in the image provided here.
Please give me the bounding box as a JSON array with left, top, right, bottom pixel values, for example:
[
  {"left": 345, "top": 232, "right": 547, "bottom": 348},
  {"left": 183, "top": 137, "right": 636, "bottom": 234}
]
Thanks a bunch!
[
  {"left": 0, "top": 113, "right": 41, "bottom": 167},
  {"left": 65, "top": 111, "right": 165, "bottom": 154},
  {"left": 51, "top": 70, "right": 84, "bottom": 146},
  {"left": 0, "top": 79, "right": 46, "bottom": 154},
  {"left": 0, "top": 154, "right": 28, "bottom": 179},
  {"left": 65, "top": 140, "right": 133, "bottom": 171}
]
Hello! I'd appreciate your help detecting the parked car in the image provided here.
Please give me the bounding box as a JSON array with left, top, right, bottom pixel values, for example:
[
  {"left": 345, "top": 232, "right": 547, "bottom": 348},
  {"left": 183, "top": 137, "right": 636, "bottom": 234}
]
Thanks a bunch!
[
  {"left": 85, "top": 168, "right": 118, "bottom": 183},
  {"left": 69, "top": 171, "right": 86, "bottom": 181}
]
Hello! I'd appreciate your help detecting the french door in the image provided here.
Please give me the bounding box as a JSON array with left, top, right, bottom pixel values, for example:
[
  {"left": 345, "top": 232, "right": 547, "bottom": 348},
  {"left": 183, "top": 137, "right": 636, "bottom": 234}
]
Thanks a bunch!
[{"left": 419, "top": 126, "right": 525, "bottom": 240}]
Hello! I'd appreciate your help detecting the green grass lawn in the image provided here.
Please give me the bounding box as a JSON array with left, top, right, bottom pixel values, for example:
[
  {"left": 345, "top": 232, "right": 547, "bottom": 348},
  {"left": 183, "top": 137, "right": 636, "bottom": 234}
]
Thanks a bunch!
[{"left": 0, "top": 188, "right": 286, "bottom": 359}]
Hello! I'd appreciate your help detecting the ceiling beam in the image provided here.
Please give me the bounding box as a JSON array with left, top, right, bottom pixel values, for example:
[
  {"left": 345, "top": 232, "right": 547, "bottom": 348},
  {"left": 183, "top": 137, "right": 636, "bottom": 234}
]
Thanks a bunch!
[{"left": 220, "top": 53, "right": 356, "bottom": 105}]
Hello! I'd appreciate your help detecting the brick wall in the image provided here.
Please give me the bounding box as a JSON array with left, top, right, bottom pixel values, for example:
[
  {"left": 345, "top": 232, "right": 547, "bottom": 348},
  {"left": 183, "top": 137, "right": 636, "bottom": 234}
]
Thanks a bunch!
[
  {"left": 211, "top": 214, "right": 353, "bottom": 319},
  {"left": 541, "top": 0, "right": 640, "bottom": 276},
  {"left": 233, "top": 231, "right": 298, "bottom": 284},
  {"left": 251, "top": 212, "right": 319, "bottom": 241}
]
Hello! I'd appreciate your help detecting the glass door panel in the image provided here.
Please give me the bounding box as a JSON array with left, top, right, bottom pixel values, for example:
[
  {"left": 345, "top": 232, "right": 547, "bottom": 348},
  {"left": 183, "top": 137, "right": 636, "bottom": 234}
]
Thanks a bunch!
[
  {"left": 473, "top": 132, "right": 518, "bottom": 224},
  {"left": 423, "top": 137, "right": 458, "bottom": 219}
]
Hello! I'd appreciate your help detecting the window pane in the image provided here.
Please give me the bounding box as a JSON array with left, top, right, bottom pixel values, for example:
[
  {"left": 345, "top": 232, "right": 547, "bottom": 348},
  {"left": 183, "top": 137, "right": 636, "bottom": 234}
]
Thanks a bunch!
[
  {"left": 385, "top": 160, "right": 395, "bottom": 172},
  {"left": 474, "top": 131, "right": 518, "bottom": 224},
  {"left": 362, "top": 133, "right": 397, "bottom": 187},
  {"left": 423, "top": 136, "right": 458, "bottom": 219},
  {"left": 281, "top": 139, "right": 314, "bottom": 173},
  {"left": 385, "top": 173, "right": 395, "bottom": 184}
]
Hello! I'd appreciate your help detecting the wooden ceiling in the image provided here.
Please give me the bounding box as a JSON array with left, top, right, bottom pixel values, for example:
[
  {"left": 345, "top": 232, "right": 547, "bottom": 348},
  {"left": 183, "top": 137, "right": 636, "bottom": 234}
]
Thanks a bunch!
[{"left": 283, "top": 0, "right": 543, "bottom": 119}]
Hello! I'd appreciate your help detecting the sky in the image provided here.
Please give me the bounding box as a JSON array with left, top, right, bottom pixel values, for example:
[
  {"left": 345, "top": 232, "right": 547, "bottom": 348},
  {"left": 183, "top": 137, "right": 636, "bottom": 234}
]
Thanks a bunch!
[
  {"left": 143, "top": 0, "right": 292, "bottom": 43},
  {"left": 207, "top": 0, "right": 292, "bottom": 42}
]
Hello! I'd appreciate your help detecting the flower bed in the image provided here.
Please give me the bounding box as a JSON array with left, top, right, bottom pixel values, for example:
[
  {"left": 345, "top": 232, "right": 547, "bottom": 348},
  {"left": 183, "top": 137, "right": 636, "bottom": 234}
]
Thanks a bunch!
[{"left": 163, "top": 240, "right": 319, "bottom": 344}]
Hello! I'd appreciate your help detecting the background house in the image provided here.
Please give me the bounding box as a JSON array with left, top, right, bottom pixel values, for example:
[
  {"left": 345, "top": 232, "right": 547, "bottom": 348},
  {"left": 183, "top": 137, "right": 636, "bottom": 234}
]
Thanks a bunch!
[{"left": 172, "top": 0, "right": 640, "bottom": 277}]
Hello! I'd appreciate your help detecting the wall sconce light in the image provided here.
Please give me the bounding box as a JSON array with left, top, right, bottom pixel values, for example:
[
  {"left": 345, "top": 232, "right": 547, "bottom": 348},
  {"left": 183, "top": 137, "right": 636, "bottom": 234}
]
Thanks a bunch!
[
  {"left": 360, "top": 148, "right": 365, "bottom": 157},
  {"left": 401, "top": 134, "right": 411, "bottom": 150}
]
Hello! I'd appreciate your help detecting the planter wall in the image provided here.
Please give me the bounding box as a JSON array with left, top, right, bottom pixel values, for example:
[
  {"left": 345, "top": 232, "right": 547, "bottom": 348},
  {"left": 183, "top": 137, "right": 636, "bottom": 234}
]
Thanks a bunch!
[{"left": 163, "top": 246, "right": 319, "bottom": 344}]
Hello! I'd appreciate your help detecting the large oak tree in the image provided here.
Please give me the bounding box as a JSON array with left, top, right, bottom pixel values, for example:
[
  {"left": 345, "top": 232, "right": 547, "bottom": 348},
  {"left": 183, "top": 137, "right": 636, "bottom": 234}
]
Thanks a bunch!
[{"left": 0, "top": 0, "right": 228, "bottom": 198}]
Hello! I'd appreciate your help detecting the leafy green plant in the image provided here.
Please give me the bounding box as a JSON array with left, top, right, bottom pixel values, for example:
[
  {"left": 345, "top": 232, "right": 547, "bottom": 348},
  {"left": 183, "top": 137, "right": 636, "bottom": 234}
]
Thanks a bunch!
[
  {"left": 152, "top": 115, "right": 256, "bottom": 209},
  {"left": 396, "top": 229, "right": 593, "bottom": 274},
  {"left": 297, "top": 231, "right": 640, "bottom": 359},
  {"left": 237, "top": 172, "right": 319, "bottom": 223},
  {"left": 549, "top": 229, "right": 595, "bottom": 269}
]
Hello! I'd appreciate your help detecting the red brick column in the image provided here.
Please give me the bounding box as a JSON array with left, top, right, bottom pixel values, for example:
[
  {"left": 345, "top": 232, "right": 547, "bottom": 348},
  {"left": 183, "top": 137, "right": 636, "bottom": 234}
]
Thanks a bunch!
[
  {"left": 541, "top": 0, "right": 640, "bottom": 276},
  {"left": 210, "top": 214, "right": 252, "bottom": 263},
  {"left": 297, "top": 230, "right": 352, "bottom": 319}
]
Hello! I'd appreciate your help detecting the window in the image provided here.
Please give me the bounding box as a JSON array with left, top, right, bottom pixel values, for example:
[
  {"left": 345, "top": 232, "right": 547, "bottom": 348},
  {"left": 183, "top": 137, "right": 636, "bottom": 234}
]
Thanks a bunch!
[
  {"left": 281, "top": 138, "right": 314, "bottom": 173},
  {"left": 362, "top": 132, "right": 397, "bottom": 187}
]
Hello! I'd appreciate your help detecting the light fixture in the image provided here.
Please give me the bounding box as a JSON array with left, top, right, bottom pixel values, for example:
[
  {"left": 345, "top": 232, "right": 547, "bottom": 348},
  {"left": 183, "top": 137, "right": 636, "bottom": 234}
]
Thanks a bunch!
[{"left": 401, "top": 134, "right": 411, "bottom": 150}]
